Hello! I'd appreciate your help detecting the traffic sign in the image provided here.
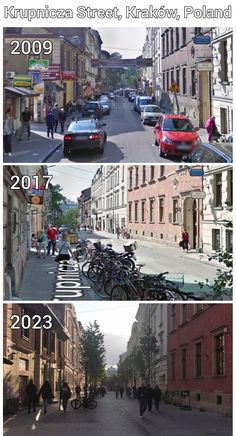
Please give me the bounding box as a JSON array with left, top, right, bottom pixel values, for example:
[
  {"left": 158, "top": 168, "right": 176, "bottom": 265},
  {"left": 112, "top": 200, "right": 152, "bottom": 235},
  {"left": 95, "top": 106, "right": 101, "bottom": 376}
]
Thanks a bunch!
[
  {"left": 189, "top": 168, "right": 204, "bottom": 177},
  {"left": 169, "top": 81, "right": 180, "bottom": 93},
  {"left": 191, "top": 191, "right": 206, "bottom": 199}
]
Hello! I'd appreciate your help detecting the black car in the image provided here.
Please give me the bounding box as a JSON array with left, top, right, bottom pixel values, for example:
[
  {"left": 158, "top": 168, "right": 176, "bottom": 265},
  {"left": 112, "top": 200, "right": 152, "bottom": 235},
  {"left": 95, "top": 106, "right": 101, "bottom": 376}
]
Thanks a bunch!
[
  {"left": 81, "top": 101, "right": 103, "bottom": 119},
  {"left": 63, "top": 119, "right": 107, "bottom": 155},
  {"left": 182, "top": 142, "right": 232, "bottom": 163}
]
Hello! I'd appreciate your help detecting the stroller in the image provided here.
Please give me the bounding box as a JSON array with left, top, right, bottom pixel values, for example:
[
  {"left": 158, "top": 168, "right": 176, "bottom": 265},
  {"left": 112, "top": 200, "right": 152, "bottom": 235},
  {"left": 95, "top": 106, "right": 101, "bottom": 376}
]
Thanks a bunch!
[{"left": 212, "top": 127, "right": 225, "bottom": 143}]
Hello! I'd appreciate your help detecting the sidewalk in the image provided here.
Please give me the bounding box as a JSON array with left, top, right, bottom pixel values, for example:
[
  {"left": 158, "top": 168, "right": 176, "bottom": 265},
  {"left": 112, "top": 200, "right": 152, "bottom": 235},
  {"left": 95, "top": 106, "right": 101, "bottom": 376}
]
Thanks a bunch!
[{"left": 4, "top": 123, "right": 62, "bottom": 163}]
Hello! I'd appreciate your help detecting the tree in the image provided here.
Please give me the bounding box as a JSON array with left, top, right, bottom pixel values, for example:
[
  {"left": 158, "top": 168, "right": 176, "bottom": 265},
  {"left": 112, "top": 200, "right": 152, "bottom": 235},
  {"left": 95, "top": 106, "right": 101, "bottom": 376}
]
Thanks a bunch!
[
  {"left": 56, "top": 208, "right": 78, "bottom": 229},
  {"left": 136, "top": 328, "right": 159, "bottom": 384},
  {"left": 50, "top": 184, "right": 66, "bottom": 222},
  {"left": 80, "top": 321, "right": 106, "bottom": 391}
]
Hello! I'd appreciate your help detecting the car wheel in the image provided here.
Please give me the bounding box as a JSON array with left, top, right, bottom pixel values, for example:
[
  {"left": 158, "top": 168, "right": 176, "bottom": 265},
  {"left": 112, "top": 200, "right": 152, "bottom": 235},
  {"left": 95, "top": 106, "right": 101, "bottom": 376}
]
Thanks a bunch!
[
  {"left": 63, "top": 148, "right": 70, "bottom": 157},
  {"left": 159, "top": 146, "right": 165, "bottom": 158}
]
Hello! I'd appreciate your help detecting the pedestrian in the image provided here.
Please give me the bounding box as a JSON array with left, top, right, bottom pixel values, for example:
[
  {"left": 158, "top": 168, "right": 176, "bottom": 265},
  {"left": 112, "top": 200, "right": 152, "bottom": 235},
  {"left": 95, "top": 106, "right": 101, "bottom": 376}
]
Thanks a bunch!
[
  {"left": 31, "top": 233, "right": 39, "bottom": 253},
  {"left": 116, "top": 227, "right": 121, "bottom": 239},
  {"left": 25, "top": 379, "right": 37, "bottom": 413},
  {"left": 205, "top": 116, "right": 217, "bottom": 143},
  {"left": 153, "top": 384, "right": 162, "bottom": 411},
  {"left": 59, "top": 108, "right": 67, "bottom": 134},
  {"left": 39, "top": 380, "right": 54, "bottom": 413},
  {"left": 123, "top": 227, "right": 128, "bottom": 239},
  {"left": 127, "top": 387, "right": 132, "bottom": 399},
  {"left": 181, "top": 228, "right": 189, "bottom": 253},
  {"left": 115, "top": 386, "right": 119, "bottom": 399},
  {"left": 136, "top": 382, "right": 148, "bottom": 418},
  {"left": 45, "top": 109, "right": 55, "bottom": 139},
  {"left": 119, "top": 387, "right": 124, "bottom": 399},
  {"left": 3, "top": 108, "right": 14, "bottom": 156},
  {"left": 47, "top": 224, "right": 58, "bottom": 256},
  {"left": 132, "top": 385, "right": 137, "bottom": 399},
  {"left": 37, "top": 230, "right": 47, "bottom": 258},
  {"left": 75, "top": 384, "right": 81, "bottom": 398},
  {"left": 114, "top": 95, "right": 118, "bottom": 106},
  {"left": 18, "top": 107, "right": 31, "bottom": 141},
  {"left": 56, "top": 233, "right": 73, "bottom": 270},
  {"left": 52, "top": 103, "right": 60, "bottom": 132},
  {"left": 60, "top": 382, "right": 71, "bottom": 413},
  {"left": 146, "top": 384, "right": 153, "bottom": 411}
]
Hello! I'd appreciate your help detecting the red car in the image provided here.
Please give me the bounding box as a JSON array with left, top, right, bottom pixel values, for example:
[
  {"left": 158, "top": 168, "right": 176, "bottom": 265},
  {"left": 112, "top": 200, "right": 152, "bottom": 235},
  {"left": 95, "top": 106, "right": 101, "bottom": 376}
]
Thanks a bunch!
[{"left": 154, "top": 114, "right": 201, "bottom": 158}]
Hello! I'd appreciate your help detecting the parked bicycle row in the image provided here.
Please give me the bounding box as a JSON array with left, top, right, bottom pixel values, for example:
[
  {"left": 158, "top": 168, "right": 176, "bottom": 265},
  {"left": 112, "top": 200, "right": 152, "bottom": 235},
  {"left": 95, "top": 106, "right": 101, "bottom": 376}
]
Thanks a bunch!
[{"left": 75, "top": 239, "right": 203, "bottom": 301}]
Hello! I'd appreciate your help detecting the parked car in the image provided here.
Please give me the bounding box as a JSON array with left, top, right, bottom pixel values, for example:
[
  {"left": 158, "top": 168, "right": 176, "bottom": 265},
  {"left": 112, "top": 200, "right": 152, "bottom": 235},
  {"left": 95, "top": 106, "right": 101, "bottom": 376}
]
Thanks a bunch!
[
  {"left": 134, "top": 96, "right": 153, "bottom": 113},
  {"left": 99, "top": 96, "right": 111, "bottom": 115},
  {"left": 128, "top": 92, "right": 137, "bottom": 102},
  {"left": 109, "top": 92, "right": 115, "bottom": 100},
  {"left": 154, "top": 114, "right": 201, "bottom": 158},
  {"left": 182, "top": 142, "right": 232, "bottom": 163},
  {"left": 81, "top": 101, "right": 103, "bottom": 119},
  {"left": 141, "top": 105, "right": 162, "bottom": 125},
  {"left": 63, "top": 118, "right": 107, "bottom": 156}
]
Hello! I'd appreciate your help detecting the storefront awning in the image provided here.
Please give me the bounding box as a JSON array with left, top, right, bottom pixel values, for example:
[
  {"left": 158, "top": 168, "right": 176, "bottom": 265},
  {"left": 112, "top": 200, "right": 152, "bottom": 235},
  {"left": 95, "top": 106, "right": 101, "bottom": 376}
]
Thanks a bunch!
[
  {"left": 5, "top": 87, "right": 40, "bottom": 97},
  {"left": 45, "top": 83, "right": 65, "bottom": 92}
]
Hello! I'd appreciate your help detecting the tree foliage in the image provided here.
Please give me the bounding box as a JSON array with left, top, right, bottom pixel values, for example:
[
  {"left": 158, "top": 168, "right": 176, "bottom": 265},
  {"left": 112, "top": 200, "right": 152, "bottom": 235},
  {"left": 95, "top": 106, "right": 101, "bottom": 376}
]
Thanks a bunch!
[
  {"left": 56, "top": 208, "right": 78, "bottom": 228},
  {"left": 80, "top": 321, "right": 106, "bottom": 386},
  {"left": 50, "top": 184, "right": 66, "bottom": 219}
]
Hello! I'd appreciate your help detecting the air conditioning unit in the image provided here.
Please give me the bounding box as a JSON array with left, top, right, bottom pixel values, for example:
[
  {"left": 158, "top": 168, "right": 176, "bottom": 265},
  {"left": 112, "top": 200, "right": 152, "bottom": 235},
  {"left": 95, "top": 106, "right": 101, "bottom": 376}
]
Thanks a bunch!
[{"left": 6, "top": 71, "right": 15, "bottom": 79}]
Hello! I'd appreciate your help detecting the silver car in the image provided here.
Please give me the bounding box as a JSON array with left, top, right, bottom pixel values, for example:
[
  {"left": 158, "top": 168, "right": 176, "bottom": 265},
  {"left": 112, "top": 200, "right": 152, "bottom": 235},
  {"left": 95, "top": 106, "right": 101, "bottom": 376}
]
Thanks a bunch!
[{"left": 141, "top": 104, "right": 162, "bottom": 125}]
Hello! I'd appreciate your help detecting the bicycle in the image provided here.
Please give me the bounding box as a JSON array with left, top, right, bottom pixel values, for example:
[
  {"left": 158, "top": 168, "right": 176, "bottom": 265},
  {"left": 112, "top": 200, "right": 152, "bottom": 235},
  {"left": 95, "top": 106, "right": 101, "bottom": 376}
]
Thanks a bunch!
[{"left": 71, "top": 396, "right": 97, "bottom": 409}]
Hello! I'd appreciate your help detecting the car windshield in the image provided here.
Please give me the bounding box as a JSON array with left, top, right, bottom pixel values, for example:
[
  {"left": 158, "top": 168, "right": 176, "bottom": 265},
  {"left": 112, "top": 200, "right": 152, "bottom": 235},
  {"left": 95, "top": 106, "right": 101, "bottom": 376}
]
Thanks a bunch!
[
  {"left": 145, "top": 106, "right": 161, "bottom": 113},
  {"left": 85, "top": 103, "right": 98, "bottom": 109},
  {"left": 140, "top": 98, "right": 152, "bottom": 105},
  {"left": 69, "top": 121, "right": 97, "bottom": 131},
  {"left": 163, "top": 118, "right": 195, "bottom": 132}
]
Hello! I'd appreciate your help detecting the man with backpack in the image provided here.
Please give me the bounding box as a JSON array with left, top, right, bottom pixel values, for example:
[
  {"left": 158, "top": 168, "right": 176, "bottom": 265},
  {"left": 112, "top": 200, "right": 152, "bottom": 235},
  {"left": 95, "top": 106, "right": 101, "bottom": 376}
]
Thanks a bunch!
[{"left": 45, "top": 109, "right": 55, "bottom": 139}]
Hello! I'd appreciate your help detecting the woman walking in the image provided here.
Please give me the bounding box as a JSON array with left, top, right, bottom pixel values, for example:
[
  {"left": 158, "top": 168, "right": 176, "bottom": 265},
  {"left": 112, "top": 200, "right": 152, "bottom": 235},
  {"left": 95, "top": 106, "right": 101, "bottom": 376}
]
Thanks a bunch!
[
  {"left": 39, "top": 380, "right": 54, "bottom": 413},
  {"left": 3, "top": 108, "right": 14, "bottom": 156},
  {"left": 182, "top": 228, "right": 189, "bottom": 253},
  {"left": 60, "top": 382, "right": 71, "bottom": 413},
  {"left": 56, "top": 233, "right": 73, "bottom": 270},
  {"left": 37, "top": 230, "right": 47, "bottom": 258}
]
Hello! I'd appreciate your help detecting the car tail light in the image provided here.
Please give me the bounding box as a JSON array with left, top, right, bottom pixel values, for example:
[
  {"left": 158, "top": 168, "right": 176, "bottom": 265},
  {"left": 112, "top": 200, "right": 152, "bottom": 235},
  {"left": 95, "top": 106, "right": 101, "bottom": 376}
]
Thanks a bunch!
[
  {"left": 89, "top": 133, "right": 101, "bottom": 140},
  {"left": 64, "top": 135, "right": 72, "bottom": 141}
]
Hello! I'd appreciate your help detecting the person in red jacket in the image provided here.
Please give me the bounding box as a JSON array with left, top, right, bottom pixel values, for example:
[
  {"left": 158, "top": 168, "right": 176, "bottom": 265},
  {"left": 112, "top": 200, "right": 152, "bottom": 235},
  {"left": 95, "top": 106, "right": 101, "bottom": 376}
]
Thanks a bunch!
[
  {"left": 47, "top": 225, "right": 58, "bottom": 256},
  {"left": 182, "top": 228, "right": 189, "bottom": 253}
]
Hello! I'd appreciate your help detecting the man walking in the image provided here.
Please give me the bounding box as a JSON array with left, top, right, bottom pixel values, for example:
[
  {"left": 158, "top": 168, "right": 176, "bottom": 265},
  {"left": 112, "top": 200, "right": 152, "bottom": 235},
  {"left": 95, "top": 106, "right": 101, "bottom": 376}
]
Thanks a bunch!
[
  {"left": 60, "top": 382, "right": 71, "bottom": 413},
  {"left": 136, "top": 382, "right": 148, "bottom": 418},
  {"left": 146, "top": 384, "right": 153, "bottom": 411},
  {"left": 52, "top": 103, "right": 60, "bottom": 132},
  {"left": 25, "top": 379, "right": 37, "bottom": 413},
  {"left": 59, "top": 107, "right": 67, "bottom": 134},
  {"left": 18, "top": 107, "right": 31, "bottom": 140},
  {"left": 47, "top": 224, "right": 58, "bottom": 255},
  {"left": 45, "top": 109, "right": 55, "bottom": 139}
]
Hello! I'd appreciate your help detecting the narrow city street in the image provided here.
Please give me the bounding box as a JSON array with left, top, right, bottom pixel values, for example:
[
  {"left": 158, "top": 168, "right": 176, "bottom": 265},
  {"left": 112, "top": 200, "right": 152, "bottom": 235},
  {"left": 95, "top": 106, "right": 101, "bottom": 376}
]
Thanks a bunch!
[
  {"left": 13, "top": 230, "right": 225, "bottom": 301},
  {"left": 3, "top": 393, "right": 232, "bottom": 436},
  {"left": 4, "top": 98, "right": 209, "bottom": 164}
]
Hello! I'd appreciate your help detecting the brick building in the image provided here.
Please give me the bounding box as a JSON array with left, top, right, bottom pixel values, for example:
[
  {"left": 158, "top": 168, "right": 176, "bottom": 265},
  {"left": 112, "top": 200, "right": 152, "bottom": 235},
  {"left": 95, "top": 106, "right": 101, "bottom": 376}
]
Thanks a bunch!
[
  {"left": 167, "top": 304, "right": 232, "bottom": 415},
  {"left": 127, "top": 165, "right": 203, "bottom": 250}
]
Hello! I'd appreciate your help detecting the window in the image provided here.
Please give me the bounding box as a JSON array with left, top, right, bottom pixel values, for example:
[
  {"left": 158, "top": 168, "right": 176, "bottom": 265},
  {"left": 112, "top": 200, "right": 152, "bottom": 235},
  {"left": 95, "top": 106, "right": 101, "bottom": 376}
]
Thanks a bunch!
[
  {"left": 163, "top": 72, "right": 166, "bottom": 91},
  {"left": 149, "top": 199, "right": 155, "bottom": 223},
  {"left": 160, "top": 165, "right": 165, "bottom": 177},
  {"left": 159, "top": 198, "right": 164, "bottom": 222},
  {"left": 171, "top": 305, "right": 176, "bottom": 331},
  {"left": 194, "top": 27, "right": 202, "bottom": 35},
  {"left": 166, "top": 31, "right": 169, "bottom": 55},
  {"left": 129, "top": 169, "right": 133, "bottom": 189},
  {"left": 50, "top": 332, "right": 55, "bottom": 353},
  {"left": 181, "top": 304, "right": 187, "bottom": 323},
  {"left": 134, "top": 202, "right": 138, "bottom": 222},
  {"left": 215, "top": 333, "right": 225, "bottom": 375},
  {"left": 219, "top": 40, "right": 228, "bottom": 82},
  {"left": 162, "top": 35, "right": 165, "bottom": 57},
  {"left": 141, "top": 201, "right": 146, "bottom": 222},
  {"left": 191, "top": 69, "right": 196, "bottom": 96},
  {"left": 173, "top": 199, "right": 179, "bottom": 223},
  {"left": 182, "top": 27, "right": 186, "bottom": 45},
  {"left": 176, "top": 68, "right": 180, "bottom": 87},
  {"left": 170, "top": 28, "right": 174, "bottom": 52},
  {"left": 42, "top": 329, "right": 49, "bottom": 350},
  {"left": 19, "top": 358, "right": 29, "bottom": 371},
  {"left": 182, "top": 348, "right": 187, "bottom": 378},
  {"left": 195, "top": 342, "right": 202, "bottom": 377},
  {"left": 135, "top": 167, "right": 139, "bottom": 187},
  {"left": 225, "top": 229, "right": 233, "bottom": 252},
  {"left": 214, "top": 173, "right": 222, "bottom": 207},
  {"left": 227, "top": 170, "right": 233, "bottom": 206},
  {"left": 142, "top": 165, "right": 146, "bottom": 184},
  {"left": 175, "top": 28, "right": 179, "bottom": 49},
  {"left": 128, "top": 203, "right": 132, "bottom": 222},
  {"left": 171, "top": 352, "right": 176, "bottom": 379},
  {"left": 21, "top": 308, "right": 30, "bottom": 339},
  {"left": 166, "top": 70, "right": 169, "bottom": 91},
  {"left": 171, "top": 69, "right": 174, "bottom": 85},
  {"left": 182, "top": 67, "right": 187, "bottom": 94},
  {"left": 212, "top": 229, "right": 221, "bottom": 251},
  {"left": 150, "top": 166, "right": 155, "bottom": 181}
]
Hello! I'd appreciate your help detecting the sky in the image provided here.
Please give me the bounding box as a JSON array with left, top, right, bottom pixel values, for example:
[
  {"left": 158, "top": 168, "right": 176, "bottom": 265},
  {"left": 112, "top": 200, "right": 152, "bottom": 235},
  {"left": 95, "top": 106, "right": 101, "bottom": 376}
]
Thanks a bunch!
[
  {"left": 49, "top": 165, "right": 99, "bottom": 201},
  {"left": 95, "top": 28, "right": 147, "bottom": 58},
  {"left": 74, "top": 302, "right": 139, "bottom": 366}
]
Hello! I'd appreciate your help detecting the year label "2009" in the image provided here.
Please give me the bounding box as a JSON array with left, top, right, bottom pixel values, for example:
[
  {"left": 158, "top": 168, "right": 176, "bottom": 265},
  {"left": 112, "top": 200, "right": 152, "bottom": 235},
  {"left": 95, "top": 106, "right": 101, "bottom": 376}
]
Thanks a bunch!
[
  {"left": 10, "top": 40, "right": 53, "bottom": 55},
  {"left": 10, "top": 314, "right": 53, "bottom": 330}
]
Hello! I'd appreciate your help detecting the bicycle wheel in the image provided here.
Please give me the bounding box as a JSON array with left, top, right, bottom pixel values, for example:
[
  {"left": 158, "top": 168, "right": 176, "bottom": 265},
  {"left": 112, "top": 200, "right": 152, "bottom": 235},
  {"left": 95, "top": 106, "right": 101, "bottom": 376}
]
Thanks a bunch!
[
  {"left": 88, "top": 265, "right": 103, "bottom": 282},
  {"left": 94, "top": 270, "right": 109, "bottom": 299},
  {"left": 104, "top": 277, "right": 122, "bottom": 297},
  {"left": 71, "top": 398, "right": 82, "bottom": 409},
  {"left": 87, "top": 399, "right": 97, "bottom": 409},
  {"left": 110, "top": 285, "right": 128, "bottom": 300},
  {"left": 81, "top": 261, "right": 91, "bottom": 277}
]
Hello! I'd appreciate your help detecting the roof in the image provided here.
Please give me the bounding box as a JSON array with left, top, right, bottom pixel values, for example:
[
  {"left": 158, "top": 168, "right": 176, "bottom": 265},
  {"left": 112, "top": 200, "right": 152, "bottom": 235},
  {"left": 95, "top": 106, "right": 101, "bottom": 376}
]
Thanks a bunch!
[{"left": 162, "top": 114, "right": 189, "bottom": 119}]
